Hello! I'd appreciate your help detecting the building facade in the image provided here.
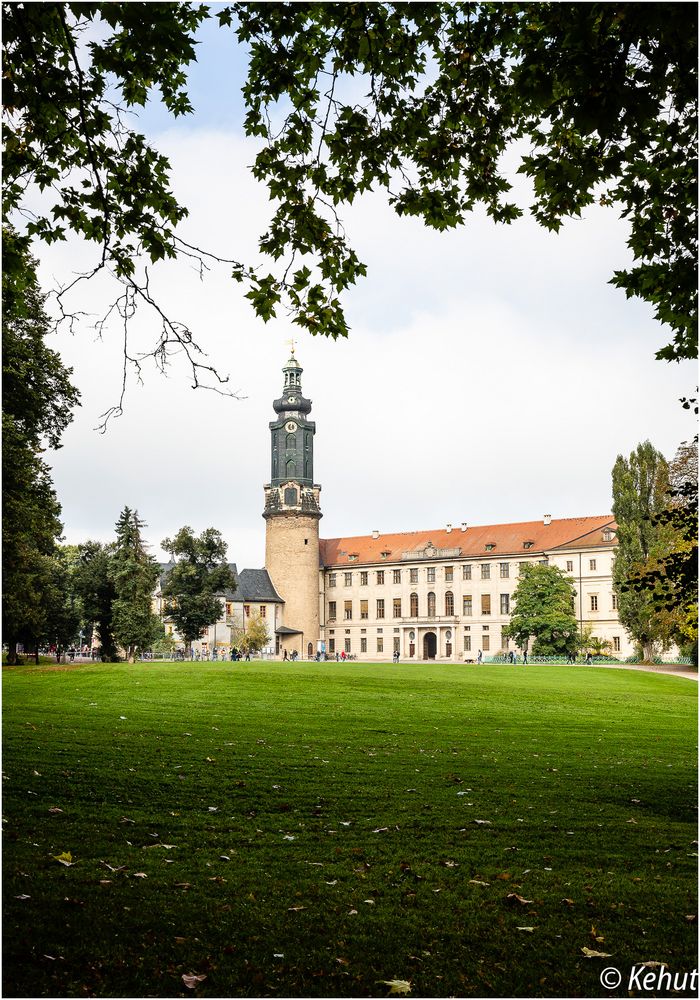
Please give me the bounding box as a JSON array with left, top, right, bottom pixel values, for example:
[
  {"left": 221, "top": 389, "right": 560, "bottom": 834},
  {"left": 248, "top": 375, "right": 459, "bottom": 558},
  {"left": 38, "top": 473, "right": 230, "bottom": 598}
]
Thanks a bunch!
[
  {"left": 159, "top": 352, "right": 635, "bottom": 660},
  {"left": 259, "top": 352, "right": 634, "bottom": 661}
]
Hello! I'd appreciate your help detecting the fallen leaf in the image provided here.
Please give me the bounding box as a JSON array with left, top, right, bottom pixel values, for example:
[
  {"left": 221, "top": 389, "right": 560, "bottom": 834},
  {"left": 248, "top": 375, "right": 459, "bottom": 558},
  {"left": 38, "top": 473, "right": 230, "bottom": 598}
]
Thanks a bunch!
[
  {"left": 469, "top": 879, "right": 490, "bottom": 886},
  {"left": 15, "top": 894, "right": 30, "bottom": 900},
  {"left": 132, "top": 872, "right": 147, "bottom": 878},
  {"left": 373, "top": 827, "right": 389, "bottom": 833},
  {"left": 378, "top": 979, "right": 412, "bottom": 995},
  {"left": 640, "top": 961, "right": 667, "bottom": 969},
  {"left": 581, "top": 947, "right": 613, "bottom": 958},
  {"left": 506, "top": 893, "right": 533, "bottom": 905},
  {"left": 287, "top": 905, "right": 305, "bottom": 911},
  {"left": 561, "top": 898, "right": 575, "bottom": 906},
  {"left": 182, "top": 972, "right": 207, "bottom": 989},
  {"left": 363, "top": 898, "right": 375, "bottom": 905},
  {"left": 517, "top": 926, "right": 535, "bottom": 932},
  {"left": 52, "top": 852, "right": 75, "bottom": 866},
  {"left": 474, "top": 819, "right": 491, "bottom": 825},
  {"left": 48, "top": 807, "right": 64, "bottom": 814}
]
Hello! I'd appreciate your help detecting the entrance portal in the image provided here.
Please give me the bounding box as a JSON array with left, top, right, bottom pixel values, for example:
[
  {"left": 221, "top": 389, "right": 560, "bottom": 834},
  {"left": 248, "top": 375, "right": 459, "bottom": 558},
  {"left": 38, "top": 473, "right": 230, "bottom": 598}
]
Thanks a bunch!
[{"left": 423, "top": 632, "right": 437, "bottom": 659}]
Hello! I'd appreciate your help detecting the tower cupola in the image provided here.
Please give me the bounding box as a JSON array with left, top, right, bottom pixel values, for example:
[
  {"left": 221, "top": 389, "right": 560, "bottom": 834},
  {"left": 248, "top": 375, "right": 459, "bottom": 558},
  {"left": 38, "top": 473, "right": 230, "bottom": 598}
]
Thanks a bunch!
[{"left": 268, "top": 350, "right": 316, "bottom": 487}]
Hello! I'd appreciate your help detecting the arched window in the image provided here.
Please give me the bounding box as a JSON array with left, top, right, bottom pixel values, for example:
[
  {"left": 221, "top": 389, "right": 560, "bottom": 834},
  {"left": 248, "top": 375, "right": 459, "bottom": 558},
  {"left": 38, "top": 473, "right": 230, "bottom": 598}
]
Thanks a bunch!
[
  {"left": 427, "top": 591, "right": 436, "bottom": 617},
  {"left": 286, "top": 458, "right": 296, "bottom": 478},
  {"left": 410, "top": 592, "right": 418, "bottom": 617},
  {"left": 445, "top": 591, "right": 454, "bottom": 616},
  {"left": 286, "top": 433, "right": 296, "bottom": 450}
]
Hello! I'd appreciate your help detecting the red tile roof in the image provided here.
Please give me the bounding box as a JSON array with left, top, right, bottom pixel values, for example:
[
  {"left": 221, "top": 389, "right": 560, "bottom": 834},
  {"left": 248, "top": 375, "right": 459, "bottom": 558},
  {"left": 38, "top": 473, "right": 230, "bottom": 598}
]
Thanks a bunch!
[{"left": 320, "top": 516, "right": 616, "bottom": 567}]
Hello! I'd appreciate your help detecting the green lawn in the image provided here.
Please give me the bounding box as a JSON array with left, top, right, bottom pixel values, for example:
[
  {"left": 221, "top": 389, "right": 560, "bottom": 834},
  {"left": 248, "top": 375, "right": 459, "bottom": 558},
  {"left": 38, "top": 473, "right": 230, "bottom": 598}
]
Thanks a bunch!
[{"left": 2, "top": 661, "right": 697, "bottom": 998}]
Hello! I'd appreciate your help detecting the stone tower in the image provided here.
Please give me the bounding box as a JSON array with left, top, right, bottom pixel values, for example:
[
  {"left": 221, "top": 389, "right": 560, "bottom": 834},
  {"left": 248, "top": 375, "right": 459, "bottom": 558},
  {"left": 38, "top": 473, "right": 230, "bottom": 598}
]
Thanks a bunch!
[{"left": 263, "top": 351, "right": 321, "bottom": 657}]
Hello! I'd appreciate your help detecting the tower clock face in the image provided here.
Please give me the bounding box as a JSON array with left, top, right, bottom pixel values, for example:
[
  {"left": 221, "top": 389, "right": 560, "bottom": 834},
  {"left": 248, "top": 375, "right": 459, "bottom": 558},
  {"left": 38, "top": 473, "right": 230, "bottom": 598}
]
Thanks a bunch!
[
  {"left": 288, "top": 396, "right": 297, "bottom": 404},
  {"left": 285, "top": 421, "right": 298, "bottom": 432}
]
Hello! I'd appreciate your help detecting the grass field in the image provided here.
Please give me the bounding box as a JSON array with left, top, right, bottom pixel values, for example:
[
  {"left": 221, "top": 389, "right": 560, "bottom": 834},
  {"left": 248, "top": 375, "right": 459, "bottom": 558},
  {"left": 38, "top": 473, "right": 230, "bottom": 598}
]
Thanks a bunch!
[{"left": 2, "top": 661, "right": 697, "bottom": 998}]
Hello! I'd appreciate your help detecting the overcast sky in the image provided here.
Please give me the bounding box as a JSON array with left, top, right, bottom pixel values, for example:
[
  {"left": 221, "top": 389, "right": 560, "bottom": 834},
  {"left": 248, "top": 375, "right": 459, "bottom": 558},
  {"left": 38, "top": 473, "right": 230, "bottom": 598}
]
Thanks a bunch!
[{"left": 35, "top": 14, "right": 694, "bottom": 571}]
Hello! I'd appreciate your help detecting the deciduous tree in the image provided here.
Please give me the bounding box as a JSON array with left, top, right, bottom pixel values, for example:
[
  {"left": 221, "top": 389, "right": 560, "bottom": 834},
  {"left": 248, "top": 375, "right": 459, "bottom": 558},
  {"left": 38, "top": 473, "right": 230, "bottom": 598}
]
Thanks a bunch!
[
  {"left": 3, "top": 3, "right": 695, "bottom": 413},
  {"left": 2, "top": 228, "right": 80, "bottom": 663},
  {"left": 161, "top": 527, "right": 236, "bottom": 656},
  {"left": 230, "top": 613, "right": 270, "bottom": 657},
  {"left": 504, "top": 563, "right": 579, "bottom": 656},
  {"left": 73, "top": 540, "right": 118, "bottom": 660}
]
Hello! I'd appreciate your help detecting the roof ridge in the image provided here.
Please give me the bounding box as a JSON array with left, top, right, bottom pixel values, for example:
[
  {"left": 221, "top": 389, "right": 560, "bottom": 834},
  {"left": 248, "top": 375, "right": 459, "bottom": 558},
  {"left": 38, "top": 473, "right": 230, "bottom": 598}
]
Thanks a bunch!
[{"left": 320, "top": 514, "right": 613, "bottom": 543}]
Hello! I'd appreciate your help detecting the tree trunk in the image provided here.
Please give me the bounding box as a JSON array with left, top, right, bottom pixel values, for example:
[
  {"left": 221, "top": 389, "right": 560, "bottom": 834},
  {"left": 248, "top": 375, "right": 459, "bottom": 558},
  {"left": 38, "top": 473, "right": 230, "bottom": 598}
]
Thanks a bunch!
[
  {"left": 7, "top": 641, "right": 18, "bottom": 666},
  {"left": 642, "top": 640, "right": 654, "bottom": 663}
]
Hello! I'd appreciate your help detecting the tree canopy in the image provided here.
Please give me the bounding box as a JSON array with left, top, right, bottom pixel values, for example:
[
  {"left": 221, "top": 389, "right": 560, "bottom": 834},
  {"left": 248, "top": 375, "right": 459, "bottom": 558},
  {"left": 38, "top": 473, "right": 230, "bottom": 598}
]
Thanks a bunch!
[
  {"left": 111, "top": 506, "right": 161, "bottom": 661},
  {"left": 504, "top": 563, "right": 579, "bottom": 656},
  {"left": 2, "top": 228, "right": 80, "bottom": 662},
  {"left": 3, "top": 2, "right": 696, "bottom": 407},
  {"left": 160, "top": 526, "right": 236, "bottom": 652},
  {"left": 611, "top": 440, "right": 676, "bottom": 661}
]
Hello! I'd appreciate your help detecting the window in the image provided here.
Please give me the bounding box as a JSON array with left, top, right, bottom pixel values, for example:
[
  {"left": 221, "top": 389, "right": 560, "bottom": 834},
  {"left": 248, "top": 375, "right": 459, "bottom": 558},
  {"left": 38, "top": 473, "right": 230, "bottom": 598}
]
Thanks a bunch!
[
  {"left": 393, "top": 598, "right": 402, "bottom": 618},
  {"left": 539, "top": 558, "right": 549, "bottom": 566},
  {"left": 589, "top": 559, "right": 597, "bottom": 571},
  {"left": 376, "top": 570, "right": 384, "bottom": 585},
  {"left": 501, "top": 633, "right": 509, "bottom": 649},
  {"left": 328, "top": 601, "right": 337, "bottom": 621},
  {"left": 445, "top": 566, "right": 453, "bottom": 582},
  {"left": 345, "top": 638, "right": 351, "bottom": 653},
  {"left": 344, "top": 601, "right": 353, "bottom": 620},
  {"left": 523, "top": 541, "right": 534, "bottom": 549},
  {"left": 427, "top": 591, "right": 436, "bottom": 616},
  {"left": 590, "top": 595, "right": 598, "bottom": 611},
  {"left": 481, "top": 564, "right": 491, "bottom": 580},
  {"left": 603, "top": 528, "right": 613, "bottom": 542},
  {"left": 259, "top": 605, "right": 266, "bottom": 618},
  {"left": 410, "top": 592, "right": 419, "bottom": 617},
  {"left": 393, "top": 637, "right": 400, "bottom": 653},
  {"left": 329, "top": 638, "right": 335, "bottom": 653},
  {"left": 566, "top": 561, "right": 573, "bottom": 573},
  {"left": 500, "top": 594, "right": 510, "bottom": 615},
  {"left": 377, "top": 637, "right": 384, "bottom": 653},
  {"left": 463, "top": 595, "right": 473, "bottom": 616},
  {"left": 445, "top": 591, "right": 454, "bottom": 616},
  {"left": 464, "top": 635, "right": 472, "bottom": 652},
  {"left": 410, "top": 568, "right": 418, "bottom": 584},
  {"left": 499, "top": 563, "right": 509, "bottom": 578},
  {"left": 393, "top": 569, "right": 401, "bottom": 584},
  {"left": 360, "top": 571, "right": 368, "bottom": 586},
  {"left": 481, "top": 594, "right": 491, "bottom": 615},
  {"left": 482, "top": 635, "right": 490, "bottom": 651},
  {"left": 344, "top": 572, "right": 352, "bottom": 586},
  {"left": 612, "top": 592, "right": 618, "bottom": 610},
  {"left": 361, "top": 637, "right": 367, "bottom": 653},
  {"left": 485, "top": 543, "right": 495, "bottom": 551},
  {"left": 360, "top": 600, "right": 368, "bottom": 620},
  {"left": 446, "top": 642, "right": 452, "bottom": 656},
  {"left": 244, "top": 605, "right": 251, "bottom": 617},
  {"left": 427, "top": 567, "right": 436, "bottom": 583},
  {"left": 613, "top": 636, "right": 620, "bottom": 652},
  {"left": 463, "top": 565, "right": 472, "bottom": 580},
  {"left": 226, "top": 602, "right": 233, "bottom": 616},
  {"left": 376, "top": 599, "right": 385, "bottom": 619},
  {"left": 328, "top": 573, "right": 336, "bottom": 587}
]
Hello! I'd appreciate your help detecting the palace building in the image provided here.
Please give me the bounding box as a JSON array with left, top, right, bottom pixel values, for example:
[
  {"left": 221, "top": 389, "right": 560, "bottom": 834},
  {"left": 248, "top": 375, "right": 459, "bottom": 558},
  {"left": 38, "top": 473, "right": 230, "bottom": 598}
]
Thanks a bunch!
[{"left": 161, "top": 351, "right": 633, "bottom": 660}]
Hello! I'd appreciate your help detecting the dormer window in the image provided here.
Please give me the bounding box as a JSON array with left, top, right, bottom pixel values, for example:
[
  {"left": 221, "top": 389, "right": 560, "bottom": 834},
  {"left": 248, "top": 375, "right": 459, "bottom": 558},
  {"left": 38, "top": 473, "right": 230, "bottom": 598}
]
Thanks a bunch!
[
  {"left": 380, "top": 550, "right": 391, "bottom": 559},
  {"left": 348, "top": 553, "right": 359, "bottom": 561},
  {"left": 523, "top": 541, "right": 534, "bottom": 549},
  {"left": 485, "top": 543, "right": 496, "bottom": 551},
  {"left": 602, "top": 529, "right": 614, "bottom": 542}
]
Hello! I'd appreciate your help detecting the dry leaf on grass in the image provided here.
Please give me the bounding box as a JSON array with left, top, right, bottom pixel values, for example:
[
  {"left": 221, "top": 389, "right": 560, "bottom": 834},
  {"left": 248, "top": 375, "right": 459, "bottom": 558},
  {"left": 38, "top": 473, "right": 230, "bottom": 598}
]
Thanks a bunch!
[
  {"left": 517, "top": 926, "right": 535, "bottom": 932},
  {"left": 52, "top": 852, "right": 75, "bottom": 866},
  {"left": 506, "top": 893, "right": 533, "bottom": 905},
  {"left": 581, "top": 947, "right": 613, "bottom": 958},
  {"left": 182, "top": 972, "right": 207, "bottom": 988},
  {"left": 377, "top": 979, "right": 412, "bottom": 995}
]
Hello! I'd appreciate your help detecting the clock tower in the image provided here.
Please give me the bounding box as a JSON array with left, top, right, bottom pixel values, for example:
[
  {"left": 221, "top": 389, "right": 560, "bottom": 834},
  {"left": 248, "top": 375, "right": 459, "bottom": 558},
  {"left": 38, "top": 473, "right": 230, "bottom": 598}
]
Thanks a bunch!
[{"left": 263, "top": 351, "right": 321, "bottom": 657}]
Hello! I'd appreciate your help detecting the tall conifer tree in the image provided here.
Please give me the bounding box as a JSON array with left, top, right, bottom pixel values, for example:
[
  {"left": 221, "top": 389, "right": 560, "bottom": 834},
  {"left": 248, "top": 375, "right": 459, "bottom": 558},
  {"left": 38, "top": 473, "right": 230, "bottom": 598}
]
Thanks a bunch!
[{"left": 111, "top": 507, "right": 160, "bottom": 663}]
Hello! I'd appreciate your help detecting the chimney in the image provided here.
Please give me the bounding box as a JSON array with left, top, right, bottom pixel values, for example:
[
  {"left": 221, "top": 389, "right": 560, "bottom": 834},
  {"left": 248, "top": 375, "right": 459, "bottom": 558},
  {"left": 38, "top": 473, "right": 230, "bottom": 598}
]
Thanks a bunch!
[
  {"left": 461, "top": 522, "right": 468, "bottom": 532},
  {"left": 543, "top": 514, "right": 552, "bottom": 526},
  {"left": 446, "top": 523, "right": 452, "bottom": 533},
  {"left": 372, "top": 529, "right": 379, "bottom": 539}
]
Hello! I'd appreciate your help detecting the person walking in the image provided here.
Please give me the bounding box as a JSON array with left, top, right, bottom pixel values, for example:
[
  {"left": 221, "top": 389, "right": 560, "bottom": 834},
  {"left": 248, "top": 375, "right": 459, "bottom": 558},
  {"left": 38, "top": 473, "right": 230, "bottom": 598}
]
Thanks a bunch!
[
  {"left": 477, "top": 649, "right": 482, "bottom": 664},
  {"left": 523, "top": 650, "right": 528, "bottom": 665}
]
